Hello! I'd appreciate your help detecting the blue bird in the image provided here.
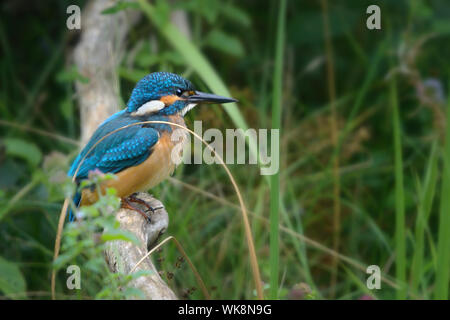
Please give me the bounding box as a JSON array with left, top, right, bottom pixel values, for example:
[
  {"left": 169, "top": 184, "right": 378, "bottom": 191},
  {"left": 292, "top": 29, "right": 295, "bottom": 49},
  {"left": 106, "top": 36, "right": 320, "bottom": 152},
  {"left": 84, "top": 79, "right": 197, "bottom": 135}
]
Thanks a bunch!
[{"left": 68, "top": 72, "right": 236, "bottom": 221}]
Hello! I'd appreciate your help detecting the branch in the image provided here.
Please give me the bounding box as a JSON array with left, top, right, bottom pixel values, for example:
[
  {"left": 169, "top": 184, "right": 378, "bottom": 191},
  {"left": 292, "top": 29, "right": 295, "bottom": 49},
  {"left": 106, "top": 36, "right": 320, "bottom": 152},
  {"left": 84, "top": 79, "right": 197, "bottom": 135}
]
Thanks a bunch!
[
  {"left": 104, "top": 192, "right": 177, "bottom": 300},
  {"left": 73, "top": 0, "right": 140, "bottom": 145}
]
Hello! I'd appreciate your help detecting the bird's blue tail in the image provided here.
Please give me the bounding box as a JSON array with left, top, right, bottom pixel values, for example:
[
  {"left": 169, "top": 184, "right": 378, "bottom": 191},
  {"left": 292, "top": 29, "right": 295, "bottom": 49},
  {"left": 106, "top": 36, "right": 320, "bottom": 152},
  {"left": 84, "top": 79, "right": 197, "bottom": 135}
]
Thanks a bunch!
[{"left": 69, "top": 192, "right": 81, "bottom": 222}]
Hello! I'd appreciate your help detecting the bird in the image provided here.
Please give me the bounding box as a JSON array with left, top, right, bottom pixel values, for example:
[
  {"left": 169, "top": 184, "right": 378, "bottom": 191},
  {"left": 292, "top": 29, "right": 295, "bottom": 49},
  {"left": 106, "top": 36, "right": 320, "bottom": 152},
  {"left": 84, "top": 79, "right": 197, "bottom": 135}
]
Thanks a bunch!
[{"left": 68, "top": 71, "right": 237, "bottom": 221}]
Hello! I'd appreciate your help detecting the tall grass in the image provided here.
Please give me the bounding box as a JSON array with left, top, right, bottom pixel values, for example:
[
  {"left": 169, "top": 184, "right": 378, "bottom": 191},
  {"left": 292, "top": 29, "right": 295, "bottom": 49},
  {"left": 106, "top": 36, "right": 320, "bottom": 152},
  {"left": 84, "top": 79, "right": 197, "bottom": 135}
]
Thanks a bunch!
[
  {"left": 320, "top": 0, "right": 341, "bottom": 296},
  {"left": 269, "top": 0, "right": 286, "bottom": 300},
  {"left": 390, "top": 74, "right": 407, "bottom": 299},
  {"left": 434, "top": 90, "right": 450, "bottom": 299},
  {"left": 411, "top": 142, "right": 438, "bottom": 294}
]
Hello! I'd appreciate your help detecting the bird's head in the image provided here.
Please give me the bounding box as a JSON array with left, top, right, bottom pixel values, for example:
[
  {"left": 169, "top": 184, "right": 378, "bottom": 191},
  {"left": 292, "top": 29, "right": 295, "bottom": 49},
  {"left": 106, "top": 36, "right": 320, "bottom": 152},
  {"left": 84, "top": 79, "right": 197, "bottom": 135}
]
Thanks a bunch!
[{"left": 126, "top": 72, "right": 237, "bottom": 117}]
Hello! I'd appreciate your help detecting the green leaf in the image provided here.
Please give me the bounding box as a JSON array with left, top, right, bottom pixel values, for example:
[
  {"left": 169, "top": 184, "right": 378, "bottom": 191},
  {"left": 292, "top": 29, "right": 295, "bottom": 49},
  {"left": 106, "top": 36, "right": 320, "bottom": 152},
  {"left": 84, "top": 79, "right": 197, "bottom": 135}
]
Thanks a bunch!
[
  {"left": 52, "top": 248, "right": 82, "bottom": 270},
  {"left": 56, "top": 66, "right": 89, "bottom": 84},
  {"left": 177, "top": 0, "right": 219, "bottom": 24},
  {"left": 130, "top": 270, "right": 154, "bottom": 279},
  {"left": 3, "top": 138, "right": 42, "bottom": 167},
  {"left": 221, "top": 3, "right": 251, "bottom": 27},
  {"left": 123, "top": 287, "right": 145, "bottom": 299},
  {"left": 84, "top": 257, "right": 107, "bottom": 273},
  {"left": 161, "top": 51, "right": 185, "bottom": 66},
  {"left": 101, "top": 1, "right": 139, "bottom": 15},
  {"left": 118, "top": 67, "right": 149, "bottom": 83},
  {"left": 61, "top": 98, "right": 73, "bottom": 120},
  {"left": 0, "top": 257, "right": 26, "bottom": 299},
  {"left": 152, "top": 0, "right": 171, "bottom": 26},
  {"left": 204, "top": 29, "right": 245, "bottom": 57},
  {"left": 433, "top": 20, "right": 450, "bottom": 35},
  {"left": 81, "top": 205, "right": 100, "bottom": 218},
  {"left": 135, "top": 52, "right": 159, "bottom": 68},
  {"left": 101, "top": 230, "right": 140, "bottom": 244}
]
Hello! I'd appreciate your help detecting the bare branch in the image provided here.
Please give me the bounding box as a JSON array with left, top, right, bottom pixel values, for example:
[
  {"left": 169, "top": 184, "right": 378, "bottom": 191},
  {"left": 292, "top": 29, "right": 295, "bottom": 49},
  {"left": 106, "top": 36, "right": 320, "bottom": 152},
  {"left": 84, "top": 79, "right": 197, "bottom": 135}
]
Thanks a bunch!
[
  {"left": 73, "top": 0, "right": 140, "bottom": 145},
  {"left": 104, "top": 193, "right": 177, "bottom": 300}
]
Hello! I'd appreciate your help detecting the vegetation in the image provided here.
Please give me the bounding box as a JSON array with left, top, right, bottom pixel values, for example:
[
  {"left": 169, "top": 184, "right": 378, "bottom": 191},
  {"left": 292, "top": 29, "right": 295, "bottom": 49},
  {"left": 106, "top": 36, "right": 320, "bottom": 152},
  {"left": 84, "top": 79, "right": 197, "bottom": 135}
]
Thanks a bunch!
[{"left": 1, "top": 0, "right": 450, "bottom": 299}]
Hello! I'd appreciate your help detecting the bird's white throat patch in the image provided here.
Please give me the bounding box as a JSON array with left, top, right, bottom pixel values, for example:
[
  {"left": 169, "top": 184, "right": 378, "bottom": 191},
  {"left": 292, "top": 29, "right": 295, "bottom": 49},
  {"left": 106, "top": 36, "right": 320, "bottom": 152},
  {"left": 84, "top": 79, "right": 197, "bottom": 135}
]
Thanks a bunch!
[
  {"left": 132, "top": 100, "right": 165, "bottom": 116},
  {"left": 180, "top": 103, "right": 197, "bottom": 116}
]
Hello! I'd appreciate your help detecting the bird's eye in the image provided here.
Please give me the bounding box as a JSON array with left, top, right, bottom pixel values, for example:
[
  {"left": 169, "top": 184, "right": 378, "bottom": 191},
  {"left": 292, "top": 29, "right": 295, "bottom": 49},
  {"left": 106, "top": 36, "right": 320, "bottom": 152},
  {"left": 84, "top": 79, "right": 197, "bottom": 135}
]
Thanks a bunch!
[{"left": 176, "top": 88, "right": 183, "bottom": 97}]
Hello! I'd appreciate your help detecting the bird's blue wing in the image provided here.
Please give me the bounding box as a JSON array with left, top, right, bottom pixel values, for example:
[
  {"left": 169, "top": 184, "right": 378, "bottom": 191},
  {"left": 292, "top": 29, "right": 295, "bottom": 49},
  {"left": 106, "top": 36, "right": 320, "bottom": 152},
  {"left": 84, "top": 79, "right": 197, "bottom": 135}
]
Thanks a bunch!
[
  {"left": 67, "top": 111, "right": 162, "bottom": 221},
  {"left": 68, "top": 112, "right": 160, "bottom": 180},
  {"left": 95, "top": 127, "right": 159, "bottom": 174}
]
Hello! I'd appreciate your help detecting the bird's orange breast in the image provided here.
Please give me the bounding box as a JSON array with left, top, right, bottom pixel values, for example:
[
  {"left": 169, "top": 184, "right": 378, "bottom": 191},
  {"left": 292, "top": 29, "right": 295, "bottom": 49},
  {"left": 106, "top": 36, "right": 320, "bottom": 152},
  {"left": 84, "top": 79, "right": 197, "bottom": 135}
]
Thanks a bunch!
[{"left": 81, "top": 115, "right": 187, "bottom": 206}]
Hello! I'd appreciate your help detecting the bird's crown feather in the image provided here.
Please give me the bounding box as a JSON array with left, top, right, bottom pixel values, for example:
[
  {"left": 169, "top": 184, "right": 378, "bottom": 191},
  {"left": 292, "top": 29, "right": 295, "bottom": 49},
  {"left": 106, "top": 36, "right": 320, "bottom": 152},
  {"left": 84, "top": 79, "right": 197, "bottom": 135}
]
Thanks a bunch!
[{"left": 127, "top": 72, "right": 194, "bottom": 112}]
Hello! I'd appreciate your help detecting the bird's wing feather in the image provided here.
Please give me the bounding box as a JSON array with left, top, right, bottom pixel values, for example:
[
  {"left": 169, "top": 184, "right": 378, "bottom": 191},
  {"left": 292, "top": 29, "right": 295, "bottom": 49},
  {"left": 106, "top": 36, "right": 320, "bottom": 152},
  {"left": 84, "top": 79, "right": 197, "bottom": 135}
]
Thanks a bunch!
[
  {"left": 95, "top": 128, "right": 159, "bottom": 173},
  {"left": 69, "top": 113, "right": 160, "bottom": 180}
]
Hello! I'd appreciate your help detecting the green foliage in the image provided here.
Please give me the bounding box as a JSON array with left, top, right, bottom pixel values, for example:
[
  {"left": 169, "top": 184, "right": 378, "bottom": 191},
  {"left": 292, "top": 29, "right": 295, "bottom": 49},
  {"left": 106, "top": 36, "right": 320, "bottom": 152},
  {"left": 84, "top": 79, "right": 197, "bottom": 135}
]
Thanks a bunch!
[
  {"left": 56, "top": 66, "right": 89, "bottom": 84},
  {"left": 3, "top": 138, "right": 42, "bottom": 167},
  {"left": 0, "top": 256, "right": 26, "bottom": 299},
  {"left": 101, "top": 1, "right": 139, "bottom": 15},
  {"left": 390, "top": 75, "right": 406, "bottom": 299},
  {"left": 411, "top": 142, "right": 438, "bottom": 294},
  {"left": 269, "top": 0, "right": 286, "bottom": 299},
  {"left": 54, "top": 174, "right": 148, "bottom": 299},
  {"left": 435, "top": 93, "right": 450, "bottom": 299},
  {"left": 204, "top": 29, "right": 245, "bottom": 57}
]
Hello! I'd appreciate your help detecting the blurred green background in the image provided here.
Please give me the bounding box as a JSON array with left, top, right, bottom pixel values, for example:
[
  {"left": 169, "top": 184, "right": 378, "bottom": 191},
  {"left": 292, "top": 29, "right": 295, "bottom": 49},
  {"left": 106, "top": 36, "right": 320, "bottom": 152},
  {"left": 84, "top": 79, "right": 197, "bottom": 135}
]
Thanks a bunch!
[{"left": 1, "top": 0, "right": 450, "bottom": 299}]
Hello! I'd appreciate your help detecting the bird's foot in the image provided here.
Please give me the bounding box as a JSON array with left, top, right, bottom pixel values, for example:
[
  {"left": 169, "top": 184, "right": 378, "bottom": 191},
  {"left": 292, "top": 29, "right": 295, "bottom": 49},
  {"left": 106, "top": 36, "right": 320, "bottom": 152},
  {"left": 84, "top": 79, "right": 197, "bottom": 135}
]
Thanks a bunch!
[
  {"left": 121, "top": 197, "right": 150, "bottom": 221},
  {"left": 121, "top": 194, "right": 163, "bottom": 222}
]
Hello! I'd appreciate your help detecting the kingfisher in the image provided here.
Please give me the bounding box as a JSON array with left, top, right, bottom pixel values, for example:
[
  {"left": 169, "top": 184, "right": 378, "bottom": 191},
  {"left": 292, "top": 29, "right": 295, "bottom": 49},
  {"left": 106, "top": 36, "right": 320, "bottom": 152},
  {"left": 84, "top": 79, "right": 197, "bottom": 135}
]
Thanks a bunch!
[{"left": 68, "top": 72, "right": 237, "bottom": 221}]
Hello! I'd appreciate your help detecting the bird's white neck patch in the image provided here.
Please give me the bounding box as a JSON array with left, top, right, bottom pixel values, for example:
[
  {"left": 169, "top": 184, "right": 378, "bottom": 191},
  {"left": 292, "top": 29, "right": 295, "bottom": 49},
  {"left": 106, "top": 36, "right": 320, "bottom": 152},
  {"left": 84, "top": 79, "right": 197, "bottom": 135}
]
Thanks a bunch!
[
  {"left": 132, "top": 100, "right": 165, "bottom": 116},
  {"left": 180, "top": 103, "right": 197, "bottom": 116}
]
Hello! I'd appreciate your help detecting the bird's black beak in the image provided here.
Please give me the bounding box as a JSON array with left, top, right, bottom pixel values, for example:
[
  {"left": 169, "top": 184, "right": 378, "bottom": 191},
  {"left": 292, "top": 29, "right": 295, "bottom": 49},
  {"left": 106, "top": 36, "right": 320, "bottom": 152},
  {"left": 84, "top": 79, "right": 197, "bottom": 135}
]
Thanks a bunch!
[{"left": 187, "top": 91, "right": 238, "bottom": 104}]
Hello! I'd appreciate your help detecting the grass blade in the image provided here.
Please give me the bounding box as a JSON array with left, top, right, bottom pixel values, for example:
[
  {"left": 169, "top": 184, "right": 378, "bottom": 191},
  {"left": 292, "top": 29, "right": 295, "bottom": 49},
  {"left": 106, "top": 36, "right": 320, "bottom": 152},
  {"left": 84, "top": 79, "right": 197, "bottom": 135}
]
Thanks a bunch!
[
  {"left": 320, "top": 0, "right": 341, "bottom": 297},
  {"left": 434, "top": 91, "right": 450, "bottom": 299},
  {"left": 391, "top": 74, "right": 406, "bottom": 299},
  {"left": 269, "top": 0, "right": 286, "bottom": 299},
  {"left": 411, "top": 142, "right": 438, "bottom": 294}
]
